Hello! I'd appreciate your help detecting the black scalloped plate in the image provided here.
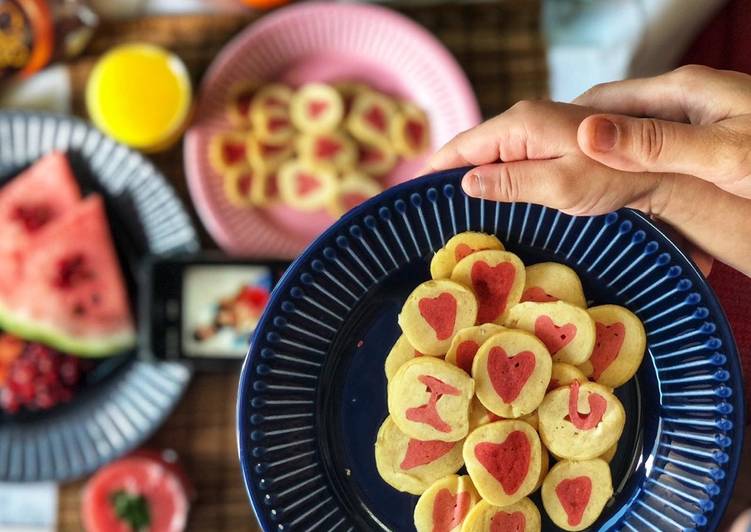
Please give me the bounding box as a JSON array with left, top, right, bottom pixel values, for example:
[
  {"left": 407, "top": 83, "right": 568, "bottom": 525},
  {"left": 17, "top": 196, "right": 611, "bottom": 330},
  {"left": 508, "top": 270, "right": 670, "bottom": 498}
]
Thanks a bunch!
[{"left": 0, "top": 111, "right": 198, "bottom": 482}]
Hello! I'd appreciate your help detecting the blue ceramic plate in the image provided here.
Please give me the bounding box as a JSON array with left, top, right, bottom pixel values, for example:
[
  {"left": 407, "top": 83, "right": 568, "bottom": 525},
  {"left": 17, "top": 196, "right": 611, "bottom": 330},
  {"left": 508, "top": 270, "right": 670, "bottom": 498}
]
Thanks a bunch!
[
  {"left": 238, "top": 169, "right": 745, "bottom": 531},
  {"left": 0, "top": 111, "right": 198, "bottom": 482}
]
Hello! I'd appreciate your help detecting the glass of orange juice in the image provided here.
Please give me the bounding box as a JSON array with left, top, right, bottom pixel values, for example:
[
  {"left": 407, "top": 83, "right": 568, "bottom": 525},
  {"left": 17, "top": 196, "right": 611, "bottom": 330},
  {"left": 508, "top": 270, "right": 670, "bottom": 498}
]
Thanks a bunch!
[{"left": 86, "top": 43, "right": 192, "bottom": 152}]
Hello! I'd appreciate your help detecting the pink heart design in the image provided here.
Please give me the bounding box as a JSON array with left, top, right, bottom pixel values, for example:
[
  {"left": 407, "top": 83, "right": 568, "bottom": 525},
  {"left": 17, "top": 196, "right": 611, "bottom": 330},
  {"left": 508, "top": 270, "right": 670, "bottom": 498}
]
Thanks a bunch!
[
  {"left": 490, "top": 510, "right": 526, "bottom": 532},
  {"left": 454, "top": 243, "right": 474, "bottom": 262},
  {"left": 314, "top": 137, "right": 342, "bottom": 158},
  {"left": 405, "top": 375, "right": 460, "bottom": 433},
  {"left": 555, "top": 476, "right": 592, "bottom": 527},
  {"left": 364, "top": 105, "right": 387, "bottom": 132},
  {"left": 566, "top": 380, "right": 607, "bottom": 430},
  {"left": 419, "top": 293, "right": 457, "bottom": 340},
  {"left": 432, "top": 488, "right": 472, "bottom": 532},
  {"left": 474, "top": 430, "right": 531, "bottom": 495},
  {"left": 406, "top": 119, "right": 425, "bottom": 148},
  {"left": 533, "top": 315, "right": 576, "bottom": 354},
  {"left": 307, "top": 100, "right": 329, "bottom": 118},
  {"left": 520, "top": 286, "right": 558, "bottom": 303},
  {"left": 589, "top": 322, "right": 626, "bottom": 380},
  {"left": 295, "top": 172, "right": 321, "bottom": 196},
  {"left": 455, "top": 340, "right": 480, "bottom": 374},
  {"left": 400, "top": 439, "right": 456, "bottom": 470},
  {"left": 487, "top": 346, "right": 536, "bottom": 403},
  {"left": 471, "top": 261, "right": 516, "bottom": 323}
]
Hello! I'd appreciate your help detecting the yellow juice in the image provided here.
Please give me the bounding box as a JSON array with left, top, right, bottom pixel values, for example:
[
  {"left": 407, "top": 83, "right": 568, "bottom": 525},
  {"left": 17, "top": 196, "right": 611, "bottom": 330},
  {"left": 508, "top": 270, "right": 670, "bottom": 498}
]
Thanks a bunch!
[{"left": 86, "top": 43, "right": 192, "bottom": 152}]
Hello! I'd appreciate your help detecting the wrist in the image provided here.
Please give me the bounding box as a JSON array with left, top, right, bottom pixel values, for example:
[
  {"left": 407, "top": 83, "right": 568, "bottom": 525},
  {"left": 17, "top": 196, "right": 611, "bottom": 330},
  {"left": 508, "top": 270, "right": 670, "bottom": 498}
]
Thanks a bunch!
[{"left": 646, "top": 173, "right": 701, "bottom": 227}]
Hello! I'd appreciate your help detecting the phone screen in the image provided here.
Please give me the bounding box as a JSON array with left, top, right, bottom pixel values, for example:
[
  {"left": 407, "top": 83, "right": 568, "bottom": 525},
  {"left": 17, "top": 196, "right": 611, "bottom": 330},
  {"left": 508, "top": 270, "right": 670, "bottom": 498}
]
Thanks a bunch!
[{"left": 181, "top": 264, "right": 274, "bottom": 358}]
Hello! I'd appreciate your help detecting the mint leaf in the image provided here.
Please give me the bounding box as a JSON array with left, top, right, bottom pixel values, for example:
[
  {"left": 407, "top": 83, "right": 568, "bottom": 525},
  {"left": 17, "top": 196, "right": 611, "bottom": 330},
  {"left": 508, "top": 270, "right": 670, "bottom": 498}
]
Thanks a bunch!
[{"left": 109, "top": 490, "right": 151, "bottom": 531}]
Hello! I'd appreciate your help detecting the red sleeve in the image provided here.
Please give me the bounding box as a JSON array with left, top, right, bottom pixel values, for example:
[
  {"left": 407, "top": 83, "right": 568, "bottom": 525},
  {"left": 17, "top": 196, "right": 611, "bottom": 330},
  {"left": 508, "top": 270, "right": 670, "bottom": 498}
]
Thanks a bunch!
[{"left": 680, "top": 0, "right": 751, "bottom": 419}]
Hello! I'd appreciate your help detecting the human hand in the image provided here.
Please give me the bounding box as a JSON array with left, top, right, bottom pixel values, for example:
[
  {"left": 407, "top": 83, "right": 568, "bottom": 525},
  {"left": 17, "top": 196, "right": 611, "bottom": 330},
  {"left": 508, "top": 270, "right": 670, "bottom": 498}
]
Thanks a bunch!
[
  {"left": 729, "top": 508, "right": 751, "bottom": 532},
  {"left": 425, "top": 91, "right": 751, "bottom": 276},
  {"left": 574, "top": 65, "right": 751, "bottom": 199}
]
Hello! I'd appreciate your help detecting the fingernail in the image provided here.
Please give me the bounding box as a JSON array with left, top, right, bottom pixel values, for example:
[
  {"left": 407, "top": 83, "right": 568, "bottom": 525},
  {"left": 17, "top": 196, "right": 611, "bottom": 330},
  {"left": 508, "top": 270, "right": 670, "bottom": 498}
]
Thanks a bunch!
[
  {"left": 462, "top": 173, "right": 482, "bottom": 196},
  {"left": 592, "top": 118, "right": 617, "bottom": 152}
]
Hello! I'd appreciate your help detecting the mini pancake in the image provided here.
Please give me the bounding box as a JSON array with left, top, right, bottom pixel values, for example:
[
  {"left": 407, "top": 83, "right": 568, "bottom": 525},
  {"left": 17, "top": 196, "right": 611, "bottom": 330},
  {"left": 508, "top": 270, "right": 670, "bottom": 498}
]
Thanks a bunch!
[
  {"left": 600, "top": 442, "right": 617, "bottom": 463},
  {"left": 398, "top": 279, "right": 478, "bottom": 356},
  {"left": 332, "top": 81, "right": 370, "bottom": 112},
  {"left": 505, "top": 301, "right": 595, "bottom": 365},
  {"left": 547, "top": 362, "right": 588, "bottom": 392},
  {"left": 413, "top": 474, "right": 479, "bottom": 532},
  {"left": 463, "top": 420, "right": 542, "bottom": 506},
  {"left": 469, "top": 397, "right": 503, "bottom": 431},
  {"left": 226, "top": 81, "right": 258, "bottom": 127},
  {"left": 208, "top": 131, "right": 250, "bottom": 174},
  {"left": 250, "top": 83, "right": 293, "bottom": 114},
  {"left": 374, "top": 416, "right": 464, "bottom": 495},
  {"left": 277, "top": 159, "right": 337, "bottom": 212},
  {"left": 290, "top": 83, "right": 344, "bottom": 133},
  {"left": 541, "top": 459, "right": 613, "bottom": 531},
  {"left": 538, "top": 380, "right": 625, "bottom": 460},
  {"left": 452, "top": 250, "right": 525, "bottom": 325},
  {"left": 250, "top": 105, "right": 294, "bottom": 143},
  {"left": 521, "top": 262, "right": 587, "bottom": 308},
  {"left": 357, "top": 141, "right": 397, "bottom": 176},
  {"left": 548, "top": 442, "right": 616, "bottom": 464},
  {"left": 346, "top": 91, "right": 397, "bottom": 145},
  {"left": 384, "top": 334, "right": 428, "bottom": 382},
  {"left": 247, "top": 135, "right": 294, "bottom": 173},
  {"left": 430, "top": 232, "right": 504, "bottom": 280},
  {"left": 445, "top": 324, "right": 506, "bottom": 374},
  {"left": 461, "top": 498, "right": 541, "bottom": 532},
  {"left": 469, "top": 399, "right": 539, "bottom": 432},
  {"left": 327, "top": 172, "right": 382, "bottom": 218},
  {"left": 223, "top": 166, "right": 262, "bottom": 207},
  {"left": 391, "top": 102, "right": 430, "bottom": 156},
  {"left": 472, "top": 330, "right": 551, "bottom": 418},
  {"left": 577, "top": 304, "right": 646, "bottom": 389},
  {"left": 296, "top": 131, "right": 357, "bottom": 170},
  {"left": 388, "top": 357, "right": 474, "bottom": 442}
]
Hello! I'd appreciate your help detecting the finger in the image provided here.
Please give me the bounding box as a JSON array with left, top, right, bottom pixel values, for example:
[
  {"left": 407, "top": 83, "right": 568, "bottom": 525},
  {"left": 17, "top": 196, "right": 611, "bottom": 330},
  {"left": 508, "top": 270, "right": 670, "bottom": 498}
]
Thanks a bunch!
[
  {"left": 577, "top": 113, "right": 751, "bottom": 196},
  {"left": 426, "top": 101, "right": 588, "bottom": 173},
  {"left": 574, "top": 65, "right": 751, "bottom": 123},
  {"left": 460, "top": 156, "right": 661, "bottom": 216},
  {"left": 574, "top": 75, "right": 690, "bottom": 122}
]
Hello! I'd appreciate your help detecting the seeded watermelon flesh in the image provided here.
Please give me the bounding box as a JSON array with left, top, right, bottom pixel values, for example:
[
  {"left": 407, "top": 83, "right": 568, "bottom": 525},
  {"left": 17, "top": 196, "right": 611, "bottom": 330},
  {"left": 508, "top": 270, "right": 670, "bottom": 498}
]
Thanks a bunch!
[
  {"left": 0, "top": 152, "right": 82, "bottom": 299},
  {"left": 0, "top": 195, "right": 136, "bottom": 357}
]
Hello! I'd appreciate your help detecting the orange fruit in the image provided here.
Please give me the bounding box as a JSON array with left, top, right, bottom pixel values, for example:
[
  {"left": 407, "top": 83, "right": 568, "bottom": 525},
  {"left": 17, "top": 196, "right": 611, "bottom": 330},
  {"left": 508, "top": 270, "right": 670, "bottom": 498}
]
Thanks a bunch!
[{"left": 241, "top": 0, "right": 291, "bottom": 8}]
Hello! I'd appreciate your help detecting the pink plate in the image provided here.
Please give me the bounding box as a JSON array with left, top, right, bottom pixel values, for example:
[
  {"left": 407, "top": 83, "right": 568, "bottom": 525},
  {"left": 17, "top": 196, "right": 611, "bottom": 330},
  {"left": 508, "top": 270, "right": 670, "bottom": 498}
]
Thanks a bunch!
[{"left": 184, "top": 1, "right": 481, "bottom": 258}]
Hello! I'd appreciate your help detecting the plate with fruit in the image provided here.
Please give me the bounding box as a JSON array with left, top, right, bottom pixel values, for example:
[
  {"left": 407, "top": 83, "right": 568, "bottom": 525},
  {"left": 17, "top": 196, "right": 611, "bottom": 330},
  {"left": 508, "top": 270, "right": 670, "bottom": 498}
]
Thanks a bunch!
[
  {"left": 0, "top": 111, "right": 198, "bottom": 482},
  {"left": 185, "top": 1, "right": 480, "bottom": 257},
  {"left": 237, "top": 168, "right": 744, "bottom": 531}
]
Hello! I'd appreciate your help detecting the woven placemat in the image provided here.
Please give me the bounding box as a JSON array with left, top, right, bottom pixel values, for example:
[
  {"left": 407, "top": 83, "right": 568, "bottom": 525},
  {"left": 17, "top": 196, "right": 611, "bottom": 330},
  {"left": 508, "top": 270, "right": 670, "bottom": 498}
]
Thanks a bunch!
[{"left": 60, "top": 2, "right": 546, "bottom": 530}]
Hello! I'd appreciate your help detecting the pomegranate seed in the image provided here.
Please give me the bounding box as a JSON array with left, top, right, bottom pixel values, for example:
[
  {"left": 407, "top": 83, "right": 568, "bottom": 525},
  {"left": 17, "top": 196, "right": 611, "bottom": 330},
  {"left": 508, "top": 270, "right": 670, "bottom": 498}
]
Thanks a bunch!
[{"left": 0, "top": 341, "right": 87, "bottom": 414}]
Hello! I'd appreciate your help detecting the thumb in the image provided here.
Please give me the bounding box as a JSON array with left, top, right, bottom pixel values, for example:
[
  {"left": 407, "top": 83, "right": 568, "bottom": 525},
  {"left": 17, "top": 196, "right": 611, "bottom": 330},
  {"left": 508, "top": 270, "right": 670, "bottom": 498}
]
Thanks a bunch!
[{"left": 577, "top": 114, "right": 733, "bottom": 177}]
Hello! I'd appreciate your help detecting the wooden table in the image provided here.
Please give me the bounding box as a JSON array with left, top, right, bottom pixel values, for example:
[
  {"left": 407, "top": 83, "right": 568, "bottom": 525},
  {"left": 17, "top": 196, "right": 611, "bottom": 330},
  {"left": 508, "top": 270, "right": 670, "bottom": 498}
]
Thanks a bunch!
[{"left": 57, "top": 3, "right": 750, "bottom": 531}]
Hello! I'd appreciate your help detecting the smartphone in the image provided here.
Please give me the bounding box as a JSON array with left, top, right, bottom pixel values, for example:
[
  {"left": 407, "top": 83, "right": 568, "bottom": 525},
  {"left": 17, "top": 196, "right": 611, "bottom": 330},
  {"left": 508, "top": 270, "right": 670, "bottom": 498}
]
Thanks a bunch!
[{"left": 139, "top": 253, "right": 289, "bottom": 367}]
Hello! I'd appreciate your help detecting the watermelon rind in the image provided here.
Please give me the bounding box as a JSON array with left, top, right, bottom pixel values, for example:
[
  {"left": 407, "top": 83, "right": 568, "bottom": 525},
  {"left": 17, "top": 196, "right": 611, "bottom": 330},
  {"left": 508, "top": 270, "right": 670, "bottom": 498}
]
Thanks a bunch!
[{"left": 0, "top": 304, "right": 136, "bottom": 357}]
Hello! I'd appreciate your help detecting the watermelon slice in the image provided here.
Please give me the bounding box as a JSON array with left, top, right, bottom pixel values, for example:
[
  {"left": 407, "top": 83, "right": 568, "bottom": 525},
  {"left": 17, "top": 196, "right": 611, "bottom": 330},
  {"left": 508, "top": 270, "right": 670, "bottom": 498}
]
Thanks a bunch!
[
  {"left": 0, "top": 152, "right": 82, "bottom": 297},
  {"left": 82, "top": 454, "right": 190, "bottom": 532},
  {"left": 0, "top": 195, "right": 135, "bottom": 357}
]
